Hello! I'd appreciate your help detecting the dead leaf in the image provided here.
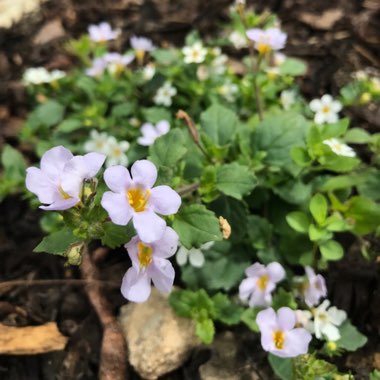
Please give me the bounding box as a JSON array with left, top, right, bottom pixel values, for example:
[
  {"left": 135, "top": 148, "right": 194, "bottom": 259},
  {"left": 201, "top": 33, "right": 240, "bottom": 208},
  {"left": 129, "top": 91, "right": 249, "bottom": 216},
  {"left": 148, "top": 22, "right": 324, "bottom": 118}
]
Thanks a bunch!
[
  {"left": 33, "top": 19, "right": 66, "bottom": 45},
  {"left": 0, "top": 322, "right": 68, "bottom": 355},
  {"left": 299, "top": 9, "right": 343, "bottom": 30}
]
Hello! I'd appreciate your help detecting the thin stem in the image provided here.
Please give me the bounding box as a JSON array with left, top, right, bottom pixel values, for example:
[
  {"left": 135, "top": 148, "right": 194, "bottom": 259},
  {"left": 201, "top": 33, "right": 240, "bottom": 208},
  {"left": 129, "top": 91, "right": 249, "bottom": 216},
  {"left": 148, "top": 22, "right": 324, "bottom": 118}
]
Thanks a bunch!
[
  {"left": 177, "top": 182, "right": 199, "bottom": 196},
  {"left": 238, "top": 10, "right": 264, "bottom": 120},
  {"left": 312, "top": 243, "right": 319, "bottom": 270}
]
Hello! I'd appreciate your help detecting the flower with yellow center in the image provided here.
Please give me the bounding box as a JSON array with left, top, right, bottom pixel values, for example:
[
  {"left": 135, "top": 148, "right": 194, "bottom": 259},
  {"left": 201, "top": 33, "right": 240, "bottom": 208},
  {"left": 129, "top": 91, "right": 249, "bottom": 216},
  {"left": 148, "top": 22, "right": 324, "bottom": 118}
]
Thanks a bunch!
[
  {"left": 239, "top": 262, "right": 285, "bottom": 307},
  {"left": 182, "top": 42, "right": 208, "bottom": 64},
  {"left": 121, "top": 227, "right": 179, "bottom": 302},
  {"left": 246, "top": 28, "right": 287, "bottom": 55},
  {"left": 257, "top": 307, "right": 312, "bottom": 358},
  {"left": 309, "top": 94, "right": 342, "bottom": 124},
  {"left": 127, "top": 188, "right": 150, "bottom": 213},
  {"left": 323, "top": 138, "right": 356, "bottom": 158}
]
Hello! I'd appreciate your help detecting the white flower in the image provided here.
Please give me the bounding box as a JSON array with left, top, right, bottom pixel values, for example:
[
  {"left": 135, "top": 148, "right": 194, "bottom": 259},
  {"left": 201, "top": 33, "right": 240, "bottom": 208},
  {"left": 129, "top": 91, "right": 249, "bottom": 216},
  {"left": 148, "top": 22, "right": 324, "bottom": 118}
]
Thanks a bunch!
[
  {"left": 280, "top": 90, "right": 296, "bottom": 110},
  {"left": 104, "top": 53, "right": 134, "bottom": 75},
  {"left": 153, "top": 81, "right": 177, "bottom": 107},
  {"left": 265, "top": 67, "right": 280, "bottom": 79},
  {"left": 84, "top": 130, "right": 109, "bottom": 154},
  {"left": 211, "top": 54, "right": 228, "bottom": 75},
  {"left": 196, "top": 65, "right": 210, "bottom": 81},
  {"left": 323, "top": 138, "right": 356, "bottom": 157},
  {"left": 309, "top": 94, "right": 342, "bottom": 124},
  {"left": 229, "top": 31, "right": 247, "bottom": 49},
  {"left": 182, "top": 42, "right": 208, "bottom": 64},
  {"left": 311, "top": 300, "right": 347, "bottom": 341},
  {"left": 176, "top": 242, "right": 214, "bottom": 268},
  {"left": 23, "top": 67, "right": 65, "bottom": 85},
  {"left": 295, "top": 310, "right": 313, "bottom": 329},
  {"left": 104, "top": 136, "right": 130, "bottom": 167},
  {"left": 137, "top": 120, "right": 170, "bottom": 146},
  {"left": 273, "top": 52, "right": 286, "bottom": 66},
  {"left": 353, "top": 70, "right": 368, "bottom": 81},
  {"left": 142, "top": 63, "right": 156, "bottom": 81},
  {"left": 218, "top": 80, "right": 238, "bottom": 102}
]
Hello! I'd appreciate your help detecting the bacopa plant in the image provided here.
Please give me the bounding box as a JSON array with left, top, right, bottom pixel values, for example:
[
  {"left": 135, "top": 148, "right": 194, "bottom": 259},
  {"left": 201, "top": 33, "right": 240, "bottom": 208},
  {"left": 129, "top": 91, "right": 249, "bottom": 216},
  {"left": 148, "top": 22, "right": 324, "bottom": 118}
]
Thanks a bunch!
[{"left": 4, "top": 0, "right": 378, "bottom": 378}]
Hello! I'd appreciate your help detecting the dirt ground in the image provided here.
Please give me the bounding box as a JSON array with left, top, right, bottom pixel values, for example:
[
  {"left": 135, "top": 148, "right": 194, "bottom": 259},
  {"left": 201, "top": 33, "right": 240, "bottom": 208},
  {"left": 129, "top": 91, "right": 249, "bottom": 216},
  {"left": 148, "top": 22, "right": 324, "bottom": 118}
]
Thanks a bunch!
[{"left": 0, "top": 0, "right": 379, "bottom": 379}]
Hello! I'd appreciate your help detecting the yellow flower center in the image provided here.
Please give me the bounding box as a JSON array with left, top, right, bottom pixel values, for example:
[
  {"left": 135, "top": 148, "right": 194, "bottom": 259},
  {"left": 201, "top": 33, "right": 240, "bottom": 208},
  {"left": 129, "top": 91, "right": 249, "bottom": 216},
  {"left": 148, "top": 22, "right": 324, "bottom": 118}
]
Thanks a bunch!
[
  {"left": 322, "top": 105, "right": 331, "bottom": 113},
  {"left": 256, "top": 275, "right": 269, "bottom": 291},
  {"left": 137, "top": 242, "right": 153, "bottom": 267},
  {"left": 136, "top": 50, "right": 145, "bottom": 64},
  {"left": 127, "top": 188, "right": 150, "bottom": 212},
  {"left": 272, "top": 330, "right": 285, "bottom": 350},
  {"left": 257, "top": 42, "right": 271, "bottom": 55},
  {"left": 112, "top": 147, "right": 122, "bottom": 157},
  {"left": 58, "top": 186, "right": 72, "bottom": 200}
]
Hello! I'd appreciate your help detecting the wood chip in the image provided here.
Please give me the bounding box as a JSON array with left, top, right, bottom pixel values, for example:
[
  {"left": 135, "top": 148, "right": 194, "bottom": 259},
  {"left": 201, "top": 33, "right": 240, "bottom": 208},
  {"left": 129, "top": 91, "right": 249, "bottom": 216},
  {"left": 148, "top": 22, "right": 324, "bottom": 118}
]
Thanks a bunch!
[
  {"left": 0, "top": 322, "right": 68, "bottom": 355},
  {"left": 33, "top": 19, "right": 66, "bottom": 45},
  {"left": 299, "top": 9, "right": 344, "bottom": 30}
]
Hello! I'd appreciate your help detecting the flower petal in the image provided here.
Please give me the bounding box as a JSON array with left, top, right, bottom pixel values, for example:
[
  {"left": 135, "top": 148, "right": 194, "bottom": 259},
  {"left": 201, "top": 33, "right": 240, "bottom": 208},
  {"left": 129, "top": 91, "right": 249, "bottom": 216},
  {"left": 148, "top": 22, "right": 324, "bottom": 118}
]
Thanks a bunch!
[
  {"left": 150, "top": 258, "right": 175, "bottom": 293},
  {"left": 124, "top": 235, "right": 140, "bottom": 268},
  {"left": 277, "top": 307, "right": 296, "bottom": 331},
  {"left": 267, "top": 262, "right": 285, "bottom": 283},
  {"left": 188, "top": 249, "right": 205, "bottom": 267},
  {"left": 40, "top": 197, "right": 80, "bottom": 211},
  {"left": 101, "top": 191, "right": 132, "bottom": 225},
  {"left": 152, "top": 227, "right": 179, "bottom": 258},
  {"left": 131, "top": 160, "right": 157, "bottom": 188},
  {"left": 121, "top": 267, "right": 151, "bottom": 303},
  {"left": 256, "top": 308, "right": 277, "bottom": 332},
  {"left": 280, "top": 328, "right": 311, "bottom": 358},
  {"left": 104, "top": 165, "right": 132, "bottom": 193},
  {"left": 321, "top": 323, "right": 341, "bottom": 341},
  {"left": 25, "top": 167, "right": 57, "bottom": 204},
  {"left": 40, "top": 146, "right": 73, "bottom": 178},
  {"left": 156, "top": 120, "right": 170, "bottom": 135},
  {"left": 176, "top": 246, "right": 188, "bottom": 266},
  {"left": 245, "top": 262, "right": 265, "bottom": 277},
  {"left": 327, "top": 307, "right": 347, "bottom": 326},
  {"left": 132, "top": 211, "right": 166, "bottom": 243},
  {"left": 239, "top": 278, "right": 255, "bottom": 302},
  {"left": 150, "top": 185, "right": 181, "bottom": 215},
  {"left": 309, "top": 99, "right": 321, "bottom": 112},
  {"left": 83, "top": 152, "right": 106, "bottom": 178}
]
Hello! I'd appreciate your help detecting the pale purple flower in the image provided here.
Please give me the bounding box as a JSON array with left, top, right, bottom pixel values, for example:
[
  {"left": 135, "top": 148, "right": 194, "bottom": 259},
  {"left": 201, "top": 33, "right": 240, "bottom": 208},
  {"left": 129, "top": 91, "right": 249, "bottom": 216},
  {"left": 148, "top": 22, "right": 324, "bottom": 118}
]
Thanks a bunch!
[
  {"left": 246, "top": 28, "right": 287, "bottom": 54},
  {"left": 257, "top": 307, "right": 312, "bottom": 358},
  {"left": 101, "top": 160, "right": 181, "bottom": 243},
  {"left": 26, "top": 146, "right": 105, "bottom": 211},
  {"left": 130, "top": 36, "right": 155, "bottom": 63},
  {"left": 121, "top": 227, "right": 178, "bottom": 302},
  {"left": 104, "top": 52, "right": 135, "bottom": 74},
  {"left": 85, "top": 57, "right": 108, "bottom": 77},
  {"left": 88, "top": 22, "right": 119, "bottom": 42},
  {"left": 303, "top": 266, "right": 327, "bottom": 307},
  {"left": 239, "top": 262, "right": 285, "bottom": 307},
  {"left": 137, "top": 120, "right": 170, "bottom": 146}
]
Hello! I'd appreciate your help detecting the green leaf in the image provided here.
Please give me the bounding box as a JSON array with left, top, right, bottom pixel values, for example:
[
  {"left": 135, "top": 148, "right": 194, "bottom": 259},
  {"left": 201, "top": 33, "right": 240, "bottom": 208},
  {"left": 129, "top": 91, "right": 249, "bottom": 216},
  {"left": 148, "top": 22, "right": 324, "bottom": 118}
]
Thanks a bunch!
[
  {"left": 336, "top": 320, "right": 367, "bottom": 351},
  {"left": 253, "top": 112, "right": 309, "bottom": 168},
  {"left": 35, "top": 100, "right": 64, "bottom": 127},
  {"left": 286, "top": 211, "right": 310, "bottom": 233},
  {"left": 173, "top": 204, "right": 222, "bottom": 249},
  {"left": 200, "top": 103, "right": 238, "bottom": 146},
  {"left": 149, "top": 129, "right": 187, "bottom": 168},
  {"left": 291, "top": 146, "right": 311, "bottom": 167},
  {"left": 279, "top": 57, "right": 307, "bottom": 76},
  {"left": 56, "top": 119, "right": 82, "bottom": 133},
  {"left": 142, "top": 107, "right": 171, "bottom": 124},
  {"left": 345, "top": 196, "right": 380, "bottom": 235},
  {"left": 344, "top": 128, "right": 371, "bottom": 144},
  {"left": 215, "top": 163, "right": 257, "bottom": 200},
  {"left": 196, "top": 318, "right": 215, "bottom": 344},
  {"left": 1, "top": 145, "right": 26, "bottom": 182},
  {"left": 320, "top": 118, "right": 350, "bottom": 139},
  {"left": 308, "top": 224, "right": 332, "bottom": 242},
  {"left": 212, "top": 293, "right": 243, "bottom": 325},
  {"left": 34, "top": 228, "right": 81, "bottom": 255},
  {"left": 273, "top": 180, "right": 312, "bottom": 205},
  {"left": 101, "top": 223, "right": 134, "bottom": 249},
  {"left": 271, "top": 288, "right": 297, "bottom": 310},
  {"left": 320, "top": 240, "right": 344, "bottom": 261},
  {"left": 319, "top": 174, "right": 366, "bottom": 192},
  {"left": 357, "top": 170, "right": 380, "bottom": 202},
  {"left": 309, "top": 193, "right": 328, "bottom": 225},
  {"left": 268, "top": 354, "right": 293, "bottom": 380},
  {"left": 241, "top": 308, "right": 260, "bottom": 332}
]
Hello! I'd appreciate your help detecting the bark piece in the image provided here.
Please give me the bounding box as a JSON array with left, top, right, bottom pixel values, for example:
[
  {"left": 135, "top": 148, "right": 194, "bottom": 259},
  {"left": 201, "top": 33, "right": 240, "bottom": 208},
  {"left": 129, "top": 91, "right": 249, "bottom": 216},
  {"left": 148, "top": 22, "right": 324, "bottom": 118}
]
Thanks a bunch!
[{"left": 0, "top": 322, "right": 67, "bottom": 355}]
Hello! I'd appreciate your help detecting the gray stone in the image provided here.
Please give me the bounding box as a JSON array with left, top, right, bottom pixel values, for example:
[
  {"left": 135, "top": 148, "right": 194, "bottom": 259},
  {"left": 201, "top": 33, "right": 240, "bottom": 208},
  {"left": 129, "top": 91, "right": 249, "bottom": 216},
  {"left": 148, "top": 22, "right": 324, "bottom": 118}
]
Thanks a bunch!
[{"left": 118, "top": 289, "right": 201, "bottom": 380}]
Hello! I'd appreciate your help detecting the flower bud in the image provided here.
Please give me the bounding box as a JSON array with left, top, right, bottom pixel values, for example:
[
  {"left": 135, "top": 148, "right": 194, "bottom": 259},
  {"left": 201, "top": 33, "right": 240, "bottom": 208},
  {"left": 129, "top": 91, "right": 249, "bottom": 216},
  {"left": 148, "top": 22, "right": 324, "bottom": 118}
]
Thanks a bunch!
[
  {"left": 219, "top": 216, "right": 231, "bottom": 239},
  {"left": 66, "top": 242, "right": 84, "bottom": 266}
]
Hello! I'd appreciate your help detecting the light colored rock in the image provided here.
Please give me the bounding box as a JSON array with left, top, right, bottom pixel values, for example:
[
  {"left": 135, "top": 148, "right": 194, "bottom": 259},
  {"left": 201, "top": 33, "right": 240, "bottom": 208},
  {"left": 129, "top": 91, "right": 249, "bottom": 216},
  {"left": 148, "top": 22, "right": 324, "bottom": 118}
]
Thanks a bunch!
[
  {"left": 199, "top": 331, "right": 260, "bottom": 380},
  {"left": 0, "top": 0, "right": 47, "bottom": 28},
  {"left": 118, "top": 289, "right": 201, "bottom": 380}
]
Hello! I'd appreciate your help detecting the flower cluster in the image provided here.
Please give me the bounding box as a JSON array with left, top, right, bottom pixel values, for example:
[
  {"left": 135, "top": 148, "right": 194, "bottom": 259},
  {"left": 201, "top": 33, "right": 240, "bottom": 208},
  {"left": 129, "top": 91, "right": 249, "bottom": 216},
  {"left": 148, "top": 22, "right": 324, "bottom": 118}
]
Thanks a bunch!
[
  {"left": 86, "top": 53, "right": 134, "bottom": 77},
  {"left": 23, "top": 67, "right": 66, "bottom": 85},
  {"left": 26, "top": 146, "right": 105, "bottom": 210},
  {"left": 84, "top": 130, "right": 130, "bottom": 167}
]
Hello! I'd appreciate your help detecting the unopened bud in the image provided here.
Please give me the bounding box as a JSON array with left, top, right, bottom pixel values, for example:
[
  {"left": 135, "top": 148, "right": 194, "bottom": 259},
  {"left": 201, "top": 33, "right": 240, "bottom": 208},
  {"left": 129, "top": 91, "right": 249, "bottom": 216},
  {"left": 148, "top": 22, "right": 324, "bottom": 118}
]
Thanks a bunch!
[
  {"left": 82, "top": 178, "right": 98, "bottom": 204},
  {"left": 177, "top": 110, "right": 199, "bottom": 144},
  {"left": 66, "top": 242, "right": 84, "bottom": 266},
  {"left": 219, "top": 216, "right": 231, "bottom": 239}
]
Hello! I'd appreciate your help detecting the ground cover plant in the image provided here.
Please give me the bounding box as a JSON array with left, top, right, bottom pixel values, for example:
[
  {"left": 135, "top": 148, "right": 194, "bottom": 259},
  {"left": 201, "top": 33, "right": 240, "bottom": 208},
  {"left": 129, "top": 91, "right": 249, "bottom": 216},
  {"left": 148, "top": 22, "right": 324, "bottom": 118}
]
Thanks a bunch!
[{"left": 1, "top": 1, "right": 380, "bottom": 379}]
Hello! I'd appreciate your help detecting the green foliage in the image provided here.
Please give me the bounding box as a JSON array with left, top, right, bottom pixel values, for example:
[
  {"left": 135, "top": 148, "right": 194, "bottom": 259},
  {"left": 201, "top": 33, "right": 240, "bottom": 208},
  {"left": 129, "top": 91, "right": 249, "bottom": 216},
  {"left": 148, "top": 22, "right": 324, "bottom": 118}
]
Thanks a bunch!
[
  {"left": 173, "top": 204, "right": 222, "bottom": 248},
  {"left": 268, "top": 354, "right": 293, "bottom": 380},
  {"left": 336, "top": 320, "right": 368, "bottom": 351},
  {"left": 169, "top": 289, "right": 243, "bottom": 344}
]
